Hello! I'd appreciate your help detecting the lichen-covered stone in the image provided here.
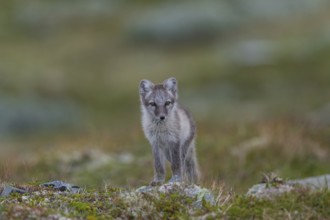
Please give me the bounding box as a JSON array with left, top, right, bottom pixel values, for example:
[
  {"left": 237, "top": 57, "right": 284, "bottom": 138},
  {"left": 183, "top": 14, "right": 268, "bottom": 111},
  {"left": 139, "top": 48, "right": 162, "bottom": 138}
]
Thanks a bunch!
[
  {"left": 288, "top": 174, "right": 330, "bottom": 189},
  {"left": 40, "top": 180, "right": 80, "bottom": 193},
  {"left": 247, "top": 183, "right": 294, "bottom": 199},
  {"left": 247, "top": 174, "right": 330, "bottom": 199},
  {"left": 0, "top": 186, "right": 27, "bottom": 197},
  {"left": 136, "top": 182, "right": 215, "bottom": 207}
]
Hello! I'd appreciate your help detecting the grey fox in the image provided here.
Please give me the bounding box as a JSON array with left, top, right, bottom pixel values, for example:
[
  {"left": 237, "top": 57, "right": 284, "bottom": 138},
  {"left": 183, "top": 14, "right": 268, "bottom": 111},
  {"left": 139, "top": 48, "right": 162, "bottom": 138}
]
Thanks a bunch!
[{"left": 139, "top": 77, "right": 199, "bottom": 185}]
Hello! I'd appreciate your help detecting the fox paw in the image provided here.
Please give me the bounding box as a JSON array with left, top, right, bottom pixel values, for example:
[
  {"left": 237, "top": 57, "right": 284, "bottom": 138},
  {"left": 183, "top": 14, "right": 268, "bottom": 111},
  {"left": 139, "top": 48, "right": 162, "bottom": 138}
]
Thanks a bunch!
[{"left": 168, "top": 175, "right": 182, "bottom": 183}]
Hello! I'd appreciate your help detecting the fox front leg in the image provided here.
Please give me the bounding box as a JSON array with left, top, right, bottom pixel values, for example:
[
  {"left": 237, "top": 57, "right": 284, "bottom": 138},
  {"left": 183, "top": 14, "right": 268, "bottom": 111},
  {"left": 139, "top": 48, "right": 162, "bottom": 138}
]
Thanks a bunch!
[
  {"left": 150, "top": 146, "right": 165, "bottom": 186},
  {"left": 168, "top": 142, "right": 182, "bottom": 183}
]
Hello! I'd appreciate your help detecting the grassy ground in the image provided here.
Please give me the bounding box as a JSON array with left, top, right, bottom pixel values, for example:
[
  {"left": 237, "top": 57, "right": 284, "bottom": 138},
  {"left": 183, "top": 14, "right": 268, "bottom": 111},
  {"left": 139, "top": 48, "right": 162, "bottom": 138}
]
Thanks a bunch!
[
  {"left": 0, "top": 0, "right": 329, "bottom": 188},
  {"left": 0, "top": 183, "right": 329, "bottom": 219},
  {"left": 0, "top": 1, "right": 330, "bottom": 218},
  {"left": 1, "top": 118, "right": 329, "bottom": 193}
]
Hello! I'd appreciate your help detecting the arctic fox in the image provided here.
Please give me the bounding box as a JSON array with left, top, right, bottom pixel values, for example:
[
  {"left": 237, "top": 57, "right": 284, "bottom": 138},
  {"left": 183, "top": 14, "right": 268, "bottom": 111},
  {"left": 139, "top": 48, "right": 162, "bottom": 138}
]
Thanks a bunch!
[{"left": 139, "top": 77, "right": 199, "bottom": 185}]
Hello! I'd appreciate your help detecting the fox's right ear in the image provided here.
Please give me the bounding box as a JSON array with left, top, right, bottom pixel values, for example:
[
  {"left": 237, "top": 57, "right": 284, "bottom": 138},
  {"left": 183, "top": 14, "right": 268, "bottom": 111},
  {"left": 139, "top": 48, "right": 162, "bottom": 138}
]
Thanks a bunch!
[{"left": 139, "top": 79, "right": 154, "bottom": 96}]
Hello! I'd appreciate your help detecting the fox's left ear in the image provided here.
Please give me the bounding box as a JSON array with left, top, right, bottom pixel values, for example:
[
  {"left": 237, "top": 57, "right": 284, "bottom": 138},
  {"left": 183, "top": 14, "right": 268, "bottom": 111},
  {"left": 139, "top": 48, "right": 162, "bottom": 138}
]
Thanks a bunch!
[{"left": 163, "top": 77, "right": 178, "bottom": 97}]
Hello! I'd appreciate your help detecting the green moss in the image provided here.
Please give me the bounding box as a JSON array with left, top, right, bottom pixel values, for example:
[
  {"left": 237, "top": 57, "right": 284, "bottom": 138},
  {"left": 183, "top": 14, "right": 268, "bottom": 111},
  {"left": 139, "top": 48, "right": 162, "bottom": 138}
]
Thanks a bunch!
[
  {"left": 153, "top": 193, "right": 192, "bottom": 218},
  {"left": 69, "top": 201, "right": 95, "bottom": 216}
]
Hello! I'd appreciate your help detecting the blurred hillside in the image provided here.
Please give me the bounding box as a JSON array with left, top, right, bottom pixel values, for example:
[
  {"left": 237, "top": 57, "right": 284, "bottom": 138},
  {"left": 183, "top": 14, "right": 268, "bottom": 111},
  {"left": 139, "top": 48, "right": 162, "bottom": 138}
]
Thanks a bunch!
[{"left": 0, "top": 0, "right": 330, "bottom": 191}]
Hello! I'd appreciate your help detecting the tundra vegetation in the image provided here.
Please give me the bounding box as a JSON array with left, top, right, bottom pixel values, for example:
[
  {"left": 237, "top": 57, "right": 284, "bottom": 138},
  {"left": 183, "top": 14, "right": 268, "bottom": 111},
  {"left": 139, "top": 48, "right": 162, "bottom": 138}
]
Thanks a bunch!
[{"left": 0, "top": 0, "right": 330, "bottom": 219}]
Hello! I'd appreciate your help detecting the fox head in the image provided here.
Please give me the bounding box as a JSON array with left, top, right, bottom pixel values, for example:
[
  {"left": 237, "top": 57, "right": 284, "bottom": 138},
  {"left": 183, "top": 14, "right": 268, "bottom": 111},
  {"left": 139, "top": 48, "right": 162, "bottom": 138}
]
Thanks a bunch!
[{"left": 139, "top": 77, "right": 178, "bottom": 122}]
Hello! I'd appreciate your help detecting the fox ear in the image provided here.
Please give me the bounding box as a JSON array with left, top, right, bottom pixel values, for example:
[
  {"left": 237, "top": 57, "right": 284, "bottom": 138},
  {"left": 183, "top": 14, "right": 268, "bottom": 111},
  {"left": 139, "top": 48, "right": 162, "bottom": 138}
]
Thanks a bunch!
[
  {"left": 140, "top": 79, "right": 154, "bottom": 96},
  {"left": 163, "top": 77, "right": 178, "bottom": 96}
]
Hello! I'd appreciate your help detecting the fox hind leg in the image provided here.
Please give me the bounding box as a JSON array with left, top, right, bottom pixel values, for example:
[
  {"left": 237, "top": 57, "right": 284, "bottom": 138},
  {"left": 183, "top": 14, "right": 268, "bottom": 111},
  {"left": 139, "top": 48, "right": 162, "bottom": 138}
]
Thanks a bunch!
[{"left": 182, "top": 141, "right": 199, "bottom": 184}]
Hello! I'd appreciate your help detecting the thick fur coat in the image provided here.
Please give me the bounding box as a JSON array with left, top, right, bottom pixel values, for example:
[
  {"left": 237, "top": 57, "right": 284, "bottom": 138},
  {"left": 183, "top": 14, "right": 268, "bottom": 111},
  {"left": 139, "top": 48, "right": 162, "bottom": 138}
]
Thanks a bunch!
[{"left": 139, "top": 77, "right": 199, "bottom": 185}]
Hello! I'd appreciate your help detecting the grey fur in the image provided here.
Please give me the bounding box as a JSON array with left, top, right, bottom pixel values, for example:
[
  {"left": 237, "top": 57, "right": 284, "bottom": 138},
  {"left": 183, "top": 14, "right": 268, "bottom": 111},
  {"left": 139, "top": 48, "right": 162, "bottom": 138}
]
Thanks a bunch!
[{"left": 139, "top": 77, "right": 199, "bottom": 185}]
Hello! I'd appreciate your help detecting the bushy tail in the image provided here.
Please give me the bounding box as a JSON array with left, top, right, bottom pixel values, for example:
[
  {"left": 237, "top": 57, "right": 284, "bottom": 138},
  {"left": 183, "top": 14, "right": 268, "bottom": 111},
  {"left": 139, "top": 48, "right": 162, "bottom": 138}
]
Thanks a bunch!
[{"left": 184, "top": 146, "right": 200, "bottom": 184}]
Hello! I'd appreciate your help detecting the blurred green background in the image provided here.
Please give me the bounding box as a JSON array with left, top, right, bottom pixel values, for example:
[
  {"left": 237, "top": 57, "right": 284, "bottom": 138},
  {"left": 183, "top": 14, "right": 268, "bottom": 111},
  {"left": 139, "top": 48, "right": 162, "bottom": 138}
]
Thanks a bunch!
[{"left": 0, "top": 0, "right": 329, "bottom": 192}]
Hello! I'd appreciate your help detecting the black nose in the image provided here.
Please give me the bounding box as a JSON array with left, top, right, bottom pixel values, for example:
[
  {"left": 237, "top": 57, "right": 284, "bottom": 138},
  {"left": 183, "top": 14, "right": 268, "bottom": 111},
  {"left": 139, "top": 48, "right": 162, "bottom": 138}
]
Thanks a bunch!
[{"left": 160, "top": 116, "right": 165, "bottom": 120}]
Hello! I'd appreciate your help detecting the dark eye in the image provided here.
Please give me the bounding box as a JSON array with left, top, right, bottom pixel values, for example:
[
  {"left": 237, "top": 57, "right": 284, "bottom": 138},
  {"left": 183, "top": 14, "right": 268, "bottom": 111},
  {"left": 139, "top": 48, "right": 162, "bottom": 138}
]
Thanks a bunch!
[
  {"left": 149, "top": 102, "right": 156, "bottom": 107},
  {"left": 165, "top": 101, "right": 171, "bottom": 106}
]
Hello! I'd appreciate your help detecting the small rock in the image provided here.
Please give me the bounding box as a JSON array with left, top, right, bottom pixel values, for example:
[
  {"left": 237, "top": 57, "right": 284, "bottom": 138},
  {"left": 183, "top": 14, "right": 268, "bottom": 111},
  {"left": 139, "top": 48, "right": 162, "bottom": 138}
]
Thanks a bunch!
[
  {"left": 40, "top": 180, "right": 80, "bottom": 193},
  {"left": 247, "top": 174, "right": 330, "bottom": 199},
  {"left": 183, "top": 185, "right": 215, "bottom": 207},
  {"left": 136, "top": 182, "right": 215, "bottom": 207},
  {"left": 0, "top": 186, "right": 27, "bottom": 197},
  {"left": 288, "top": 174, "right": 330, "bottom": 189},
  {"left": 247, "top": 183, "right": 294, "bottom": 199}
]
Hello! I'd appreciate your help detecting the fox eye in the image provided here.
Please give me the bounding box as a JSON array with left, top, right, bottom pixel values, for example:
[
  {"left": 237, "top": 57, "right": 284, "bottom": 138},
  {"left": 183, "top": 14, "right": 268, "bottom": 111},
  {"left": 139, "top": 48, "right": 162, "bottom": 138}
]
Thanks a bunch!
[
  {"left": 165, "top": 101, "right": 172, "bottom": 106},
  {"left": 149, "top": 102, "right": 156, "bottom": 107}
]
